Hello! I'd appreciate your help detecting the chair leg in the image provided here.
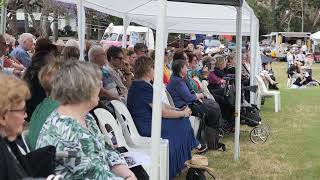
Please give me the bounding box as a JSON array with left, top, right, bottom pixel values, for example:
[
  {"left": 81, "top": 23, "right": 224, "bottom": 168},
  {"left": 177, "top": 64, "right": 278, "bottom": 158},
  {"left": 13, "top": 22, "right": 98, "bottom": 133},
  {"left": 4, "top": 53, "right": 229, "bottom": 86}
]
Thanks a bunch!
[
  {"left": 274, "top": 95, "right": 279, "bottom": 112},
  {"left": 256, "top": 93, "right": 262, "bottom": 109},
  {"left": 278, "top": 94, "right": 281, "bottom": 111}
]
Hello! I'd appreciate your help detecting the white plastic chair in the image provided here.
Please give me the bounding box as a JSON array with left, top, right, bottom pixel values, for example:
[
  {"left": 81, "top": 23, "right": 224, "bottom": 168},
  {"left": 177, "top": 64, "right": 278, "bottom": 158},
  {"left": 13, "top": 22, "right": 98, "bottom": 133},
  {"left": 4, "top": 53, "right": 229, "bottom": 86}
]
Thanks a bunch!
[
  {"left": 109, "top": 100, "right": 169, "bottom": 180},
  {"left": 21, "top": 130, "right": 31, "bottom": 153},
  {"left": 163, "top": 83, "right": 201, "bottom": 137},
  {"left": 256, "top": 75, "right": 281, "bottom": 112},
  {"left": 192, "top": 77, "right": 215, "bottom": 100},
  {"left": 94, "top": 108, "right": 152, "bottom": 175},
  {"left": 286, "top": 74, "right": 295, "bottom": 88}
]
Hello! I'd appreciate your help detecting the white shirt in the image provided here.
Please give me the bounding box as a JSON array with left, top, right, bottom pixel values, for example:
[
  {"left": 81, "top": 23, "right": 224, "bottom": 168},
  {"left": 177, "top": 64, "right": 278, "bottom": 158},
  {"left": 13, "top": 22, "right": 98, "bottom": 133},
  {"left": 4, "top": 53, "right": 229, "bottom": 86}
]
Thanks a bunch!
[
  {"left": 295, "top": 53, "right": 305, "bottom": 62},
  {"left": 301, "top": 45, "right": 307, "bottom": 53},
  {"left": 287, "top": 52, "right": 294, "bottom": 64}
]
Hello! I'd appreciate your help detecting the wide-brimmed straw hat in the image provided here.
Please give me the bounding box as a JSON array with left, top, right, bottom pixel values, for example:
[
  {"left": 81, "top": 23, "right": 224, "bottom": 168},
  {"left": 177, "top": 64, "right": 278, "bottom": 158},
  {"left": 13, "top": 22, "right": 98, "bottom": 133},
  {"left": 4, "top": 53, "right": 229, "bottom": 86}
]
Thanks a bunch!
[{"left": 185, "top": 155, "right": 215, "bottom": 174}]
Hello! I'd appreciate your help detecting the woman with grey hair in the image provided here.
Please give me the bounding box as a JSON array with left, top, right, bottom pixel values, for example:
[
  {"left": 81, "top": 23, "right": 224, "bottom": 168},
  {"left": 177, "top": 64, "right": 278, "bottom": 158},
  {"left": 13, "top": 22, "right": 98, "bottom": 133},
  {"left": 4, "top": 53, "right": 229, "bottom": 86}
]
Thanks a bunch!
[{"left": 36, "top": 61, "right": 136, "bottom": 180}]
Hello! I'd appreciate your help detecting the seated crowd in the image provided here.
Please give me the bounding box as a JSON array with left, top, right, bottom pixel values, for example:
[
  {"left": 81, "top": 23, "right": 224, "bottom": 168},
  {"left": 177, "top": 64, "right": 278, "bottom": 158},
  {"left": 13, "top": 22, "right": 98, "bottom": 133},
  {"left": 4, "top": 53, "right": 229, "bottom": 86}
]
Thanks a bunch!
[{"left": 0, "top": 32, "right": 272, "bottom": 180}]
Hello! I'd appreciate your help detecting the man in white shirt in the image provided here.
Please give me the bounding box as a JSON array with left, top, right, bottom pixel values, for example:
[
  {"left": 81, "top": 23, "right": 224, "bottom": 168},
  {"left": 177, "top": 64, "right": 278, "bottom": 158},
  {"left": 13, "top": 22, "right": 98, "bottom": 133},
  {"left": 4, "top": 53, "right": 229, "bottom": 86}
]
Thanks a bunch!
[{"left": 286, "top": 50, "right": 294, "bottom": 68}]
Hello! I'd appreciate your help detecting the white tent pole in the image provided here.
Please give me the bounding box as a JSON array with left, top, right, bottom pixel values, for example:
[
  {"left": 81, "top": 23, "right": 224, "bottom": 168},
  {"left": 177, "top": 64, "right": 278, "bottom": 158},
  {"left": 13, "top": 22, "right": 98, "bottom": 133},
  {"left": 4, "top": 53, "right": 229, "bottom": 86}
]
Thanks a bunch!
[
  {"left": 234, "top": 5, "right": 242, "bottom": 161},
  {"left": 255, "top": 18, "right": 261, "bottom": 81},
  {"left": 0, "top": 0, "right": 7, "bottom": 34},
  {"left": 250, "top": 14, "right": 256, "bottom": 104},
  {"left": 146, "top": 23, "right": 150, "bottom": 48},
  {"left": 122, "top": 15, "right": 130, "bottom": 48},
  {"left": 77, "top": 0, "right": 85, "bottom": 61},
  {"left": 150, "top": 0, "right": 166, "bottom": 179}
]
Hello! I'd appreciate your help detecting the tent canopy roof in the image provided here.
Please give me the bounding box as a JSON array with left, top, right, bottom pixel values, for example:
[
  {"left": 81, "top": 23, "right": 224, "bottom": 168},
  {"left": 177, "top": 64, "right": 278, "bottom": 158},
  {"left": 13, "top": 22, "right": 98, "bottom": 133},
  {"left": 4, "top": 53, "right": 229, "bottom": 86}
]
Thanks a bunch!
[
  {"left": 168, "top": 0, "right": 243, "bottom": 6},
  {"left": 56, "top": 0, "right": 256, "bottom": 35}
]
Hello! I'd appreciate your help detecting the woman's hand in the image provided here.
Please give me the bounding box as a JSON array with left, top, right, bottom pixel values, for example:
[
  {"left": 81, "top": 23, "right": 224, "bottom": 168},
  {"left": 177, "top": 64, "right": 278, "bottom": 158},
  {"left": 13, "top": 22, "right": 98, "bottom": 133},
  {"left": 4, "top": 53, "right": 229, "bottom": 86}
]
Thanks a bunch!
[
  {"left": 182, "top": 107, "right": 192, "bottom": 117},
  {"left": 196, "top": 93, "right": 204, "bottom": 100}
]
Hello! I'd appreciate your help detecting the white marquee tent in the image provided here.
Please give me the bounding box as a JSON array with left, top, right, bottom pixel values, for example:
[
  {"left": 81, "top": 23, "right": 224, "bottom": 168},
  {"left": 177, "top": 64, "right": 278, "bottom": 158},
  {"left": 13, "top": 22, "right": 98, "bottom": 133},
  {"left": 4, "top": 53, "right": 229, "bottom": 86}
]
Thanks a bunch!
[{"left": 42, "top": 0, "right": 261, "bottom": 179}]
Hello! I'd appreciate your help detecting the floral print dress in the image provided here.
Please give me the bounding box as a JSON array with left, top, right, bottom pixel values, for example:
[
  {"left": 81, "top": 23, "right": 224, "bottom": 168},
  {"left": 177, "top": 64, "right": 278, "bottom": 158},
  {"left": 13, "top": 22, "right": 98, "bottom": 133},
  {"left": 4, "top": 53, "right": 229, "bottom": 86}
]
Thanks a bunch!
[{"left": 36, "top": 110, "right": 126, "bottom": 180}]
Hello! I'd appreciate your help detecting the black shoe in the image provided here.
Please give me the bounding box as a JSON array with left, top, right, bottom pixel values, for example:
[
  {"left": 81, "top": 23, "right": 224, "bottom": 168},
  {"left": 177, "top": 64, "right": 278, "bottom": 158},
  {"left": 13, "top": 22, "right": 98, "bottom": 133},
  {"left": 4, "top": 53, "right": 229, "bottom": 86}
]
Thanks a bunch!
[
  {"left": 218, "top": 143, "right": 226, "bottom": 151},
  {"left": 194, "top": 144, "right": 208, "bottom": 154}
]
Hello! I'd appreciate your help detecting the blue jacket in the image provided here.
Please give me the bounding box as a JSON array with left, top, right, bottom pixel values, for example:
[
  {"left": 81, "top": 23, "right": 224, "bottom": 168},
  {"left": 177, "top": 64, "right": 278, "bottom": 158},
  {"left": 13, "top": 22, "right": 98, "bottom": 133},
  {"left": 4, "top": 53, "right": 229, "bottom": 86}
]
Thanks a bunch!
[
  {"left": 166, "top": 75, "right": 197, "bottom": 108},
  {"left": 10, "top": 46, "right": 31, "bottom": 68}
]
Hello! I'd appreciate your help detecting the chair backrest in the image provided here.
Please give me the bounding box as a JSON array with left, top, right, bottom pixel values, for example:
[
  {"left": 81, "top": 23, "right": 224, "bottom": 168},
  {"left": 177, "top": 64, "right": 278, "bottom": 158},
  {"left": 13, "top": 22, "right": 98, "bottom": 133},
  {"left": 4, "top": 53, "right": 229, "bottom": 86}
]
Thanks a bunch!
[
  {"left": 200, "top": 79, "right": 215, "bottom": 100},
  {"left": 21, "top": 130, "right": 31, "bottom": 153},
  {"left": 110, "top": 100, "right": 141, "bottom": 145},
  {"left": 256, "top": 74, "right": 268, "bottom": 93},
  {"left": 94, "top": 108, "right": 129, "bottom": 148}
]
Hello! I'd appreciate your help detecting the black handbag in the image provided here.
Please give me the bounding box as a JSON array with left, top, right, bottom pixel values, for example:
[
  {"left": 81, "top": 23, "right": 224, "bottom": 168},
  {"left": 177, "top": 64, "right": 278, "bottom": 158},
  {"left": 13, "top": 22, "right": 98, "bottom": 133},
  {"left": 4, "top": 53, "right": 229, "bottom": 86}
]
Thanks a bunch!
[{"left": 186, "top": 168, "right": 215, "bottom": 180}]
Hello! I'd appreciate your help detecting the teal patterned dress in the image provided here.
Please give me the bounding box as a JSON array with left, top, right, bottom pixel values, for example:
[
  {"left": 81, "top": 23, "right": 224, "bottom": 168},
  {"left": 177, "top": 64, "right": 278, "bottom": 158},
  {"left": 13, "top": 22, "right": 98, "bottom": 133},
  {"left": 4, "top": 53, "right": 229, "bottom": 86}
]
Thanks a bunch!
[{"left": 36, "top": 110, "right": 126, "bottom": 180}]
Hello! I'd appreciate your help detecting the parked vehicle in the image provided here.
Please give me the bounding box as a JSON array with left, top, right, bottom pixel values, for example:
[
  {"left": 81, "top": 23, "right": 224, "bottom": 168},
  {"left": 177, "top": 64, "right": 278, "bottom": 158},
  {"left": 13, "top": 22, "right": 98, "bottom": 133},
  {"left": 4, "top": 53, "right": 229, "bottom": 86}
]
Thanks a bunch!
[{"left": 100, "top": 24, "right": 155, "bottom": 49}]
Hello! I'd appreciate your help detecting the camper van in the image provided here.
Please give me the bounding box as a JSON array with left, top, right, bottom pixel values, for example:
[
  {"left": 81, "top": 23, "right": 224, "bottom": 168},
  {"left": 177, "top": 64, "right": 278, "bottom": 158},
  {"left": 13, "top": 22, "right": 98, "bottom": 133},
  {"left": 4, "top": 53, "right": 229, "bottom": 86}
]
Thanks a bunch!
[{"left": 100, "top": 24, "right": 154, "bottom": 49}]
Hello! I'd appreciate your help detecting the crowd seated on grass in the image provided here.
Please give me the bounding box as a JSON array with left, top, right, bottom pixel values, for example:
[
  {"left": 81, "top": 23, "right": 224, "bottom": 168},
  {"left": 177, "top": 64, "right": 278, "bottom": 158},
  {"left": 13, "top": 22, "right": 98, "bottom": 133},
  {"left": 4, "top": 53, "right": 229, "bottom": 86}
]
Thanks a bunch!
[
  {"left": 0, "top": 31, "right": 296, "bottom": 179},
  {"left": 285, "top": 46, "right": 319, "bottom": 88}
]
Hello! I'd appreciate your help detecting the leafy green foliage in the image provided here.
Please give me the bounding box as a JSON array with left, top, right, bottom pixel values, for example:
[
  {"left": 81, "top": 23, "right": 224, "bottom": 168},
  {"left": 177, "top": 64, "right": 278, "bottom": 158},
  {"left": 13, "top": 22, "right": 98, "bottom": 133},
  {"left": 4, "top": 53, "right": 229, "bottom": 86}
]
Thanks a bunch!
[{"left": 248, "top": 0, "right": 320, "bottom": 33}]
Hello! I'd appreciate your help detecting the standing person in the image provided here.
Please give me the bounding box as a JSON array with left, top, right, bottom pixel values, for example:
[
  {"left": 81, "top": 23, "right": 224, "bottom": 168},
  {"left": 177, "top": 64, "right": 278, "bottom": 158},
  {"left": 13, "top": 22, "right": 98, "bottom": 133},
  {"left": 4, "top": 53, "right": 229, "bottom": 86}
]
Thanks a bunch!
[
  {"left": 10, "top": 33, "right": 34, "bottom": 68},
  {"left": 286, "top": 49, "right": 294, "bottom": 68}
]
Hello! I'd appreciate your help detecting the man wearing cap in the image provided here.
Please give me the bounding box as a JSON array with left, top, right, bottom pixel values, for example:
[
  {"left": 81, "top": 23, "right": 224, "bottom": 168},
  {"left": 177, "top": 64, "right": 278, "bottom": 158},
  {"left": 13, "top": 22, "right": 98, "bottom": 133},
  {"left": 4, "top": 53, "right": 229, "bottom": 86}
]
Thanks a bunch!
[{"left": 10, "top": 33, "right": 34, "bottom": 68}]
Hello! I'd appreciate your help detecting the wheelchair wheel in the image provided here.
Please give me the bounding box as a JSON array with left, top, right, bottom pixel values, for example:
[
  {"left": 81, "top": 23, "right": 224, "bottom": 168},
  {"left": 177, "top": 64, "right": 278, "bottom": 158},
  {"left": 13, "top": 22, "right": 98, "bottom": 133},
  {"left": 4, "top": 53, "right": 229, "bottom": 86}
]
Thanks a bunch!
[
  {"left": 250, "top": 126, "right": 269, "bottom": 144},
  {"left": 260, "top": 122, "right": 271, "bottom": 136}
]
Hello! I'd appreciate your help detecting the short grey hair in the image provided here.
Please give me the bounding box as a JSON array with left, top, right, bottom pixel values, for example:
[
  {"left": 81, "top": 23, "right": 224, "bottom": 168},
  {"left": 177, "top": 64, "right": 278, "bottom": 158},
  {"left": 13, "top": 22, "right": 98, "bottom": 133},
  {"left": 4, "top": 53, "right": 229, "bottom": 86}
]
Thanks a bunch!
[
  {"left": 18, "top": 33, "right": 33, "bottom": 45},
  {"left": 51, "top": 61, "right": 102, "bottom": 105},
  {"left": 88, "top": 45, "right": 104, "bottom": 62}
]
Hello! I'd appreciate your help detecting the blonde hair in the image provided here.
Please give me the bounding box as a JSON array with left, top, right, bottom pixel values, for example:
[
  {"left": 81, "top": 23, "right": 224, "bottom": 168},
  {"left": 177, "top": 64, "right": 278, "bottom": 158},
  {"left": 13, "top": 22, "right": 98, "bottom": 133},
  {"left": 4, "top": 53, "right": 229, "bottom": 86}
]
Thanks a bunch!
[
  {"left": 38, "top": 61, "right": 64, "bottom": 95},
  {"left": 0, "top": 74, "right": 30, "bottom": 115},
  {"left": 214, "top": 55, "right": 226, "bottom": 69}
]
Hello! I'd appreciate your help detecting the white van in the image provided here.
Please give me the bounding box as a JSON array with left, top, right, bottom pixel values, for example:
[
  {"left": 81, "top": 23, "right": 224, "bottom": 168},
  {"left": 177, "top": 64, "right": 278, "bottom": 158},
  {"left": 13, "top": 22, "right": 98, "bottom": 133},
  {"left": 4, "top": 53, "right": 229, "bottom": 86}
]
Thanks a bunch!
[{"left": 100, "top": 24, "right": 155, "bottom": 49}]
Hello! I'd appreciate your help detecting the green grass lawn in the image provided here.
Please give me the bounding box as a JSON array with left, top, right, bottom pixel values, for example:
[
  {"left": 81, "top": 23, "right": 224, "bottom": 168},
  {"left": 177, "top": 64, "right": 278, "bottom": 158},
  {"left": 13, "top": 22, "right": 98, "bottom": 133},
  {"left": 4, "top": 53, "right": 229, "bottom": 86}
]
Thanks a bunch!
[{"left": 176, "top": 62, "right": 320, "bottom": 180}]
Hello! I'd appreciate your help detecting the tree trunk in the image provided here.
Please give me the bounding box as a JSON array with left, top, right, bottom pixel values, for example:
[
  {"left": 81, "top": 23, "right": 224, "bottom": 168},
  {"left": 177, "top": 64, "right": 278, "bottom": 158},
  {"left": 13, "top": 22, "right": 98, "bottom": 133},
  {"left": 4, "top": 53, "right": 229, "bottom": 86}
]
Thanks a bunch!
[
  {"left": 23, "top": 0, "right": 39, "bottom": 36},
  {"left": 97, "top": 19, "right": 103, "bottom": 40},
  {"left": 179, "top": 34, "right": 184, "bottom": 48},
  {"left": 86, "top": 15, "right": 92, "bottom": 40},
  {"left": 52, "top": 10, "right": 58, "bottom": 42},
  {"left": 24, "top": 7, "right": 29, "bottom": 33},
  {"left": 8, "top": 0, "right": 17, "bottom": 37},
  {"left": 271, "top": 0, "right": 276, "bottom": 28}
]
